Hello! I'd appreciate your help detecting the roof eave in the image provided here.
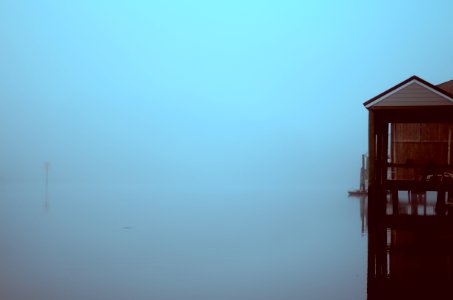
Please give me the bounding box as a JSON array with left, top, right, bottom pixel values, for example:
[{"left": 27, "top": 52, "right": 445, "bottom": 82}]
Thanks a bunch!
[{"left": 363, "top": 75, "right": 453, "bottom": 110}]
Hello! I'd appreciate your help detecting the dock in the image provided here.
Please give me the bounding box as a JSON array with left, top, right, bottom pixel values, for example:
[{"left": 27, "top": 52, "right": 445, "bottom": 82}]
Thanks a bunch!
[{"left": 362, "top": 76, "right": 453, "bottom": 299}]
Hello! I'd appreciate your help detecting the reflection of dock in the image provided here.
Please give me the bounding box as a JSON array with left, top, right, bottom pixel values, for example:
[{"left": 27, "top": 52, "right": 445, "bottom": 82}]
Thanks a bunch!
[
  {"left": 367, "top": 197, "right": 453, "bottom": 299},
  {"left": 348, "top": 154, "right": 368, "bottom": 196},
  {"left": 358, "top": 187, "right": 453, "bottom": 299}
]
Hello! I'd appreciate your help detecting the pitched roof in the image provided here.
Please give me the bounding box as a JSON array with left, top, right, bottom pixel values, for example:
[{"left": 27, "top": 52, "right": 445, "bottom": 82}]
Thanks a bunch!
[
  {"left": 363, "top": 75, "right": 453, "bottom": 109},
  {"left": 437, "top": 80, "right": 453, "bottom": 94}
]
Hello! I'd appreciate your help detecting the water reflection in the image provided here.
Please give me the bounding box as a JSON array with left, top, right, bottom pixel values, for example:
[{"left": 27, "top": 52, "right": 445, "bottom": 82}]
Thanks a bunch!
[
  {"left": 0, "top": 183, "right": 367, "bottom": 300},
  {"left": 366, "top": 191, "right": 453, "bottom": 299}
]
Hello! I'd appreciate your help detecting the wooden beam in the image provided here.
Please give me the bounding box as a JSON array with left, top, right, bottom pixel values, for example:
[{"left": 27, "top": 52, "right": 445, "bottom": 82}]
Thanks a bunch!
[
  {"left": 369, "top": 111, "right": 376, "bottom": 189},
  {"left": 384, "top": 180, "right": 453, "bottom": 191},
  {"left": 372, "top": 107, "right": 453, "bottom": 123}
]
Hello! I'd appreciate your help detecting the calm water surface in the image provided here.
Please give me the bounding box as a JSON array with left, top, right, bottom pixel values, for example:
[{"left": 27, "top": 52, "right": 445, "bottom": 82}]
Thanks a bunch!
[{"left": 0, "top": 183, "right": 366, "bottom": 299}]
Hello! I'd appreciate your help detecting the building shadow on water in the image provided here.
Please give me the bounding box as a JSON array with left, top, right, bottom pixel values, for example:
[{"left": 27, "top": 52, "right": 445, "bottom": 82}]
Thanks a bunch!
[{"left": 365, "top": 190, "right": 453, "bottom": 300}]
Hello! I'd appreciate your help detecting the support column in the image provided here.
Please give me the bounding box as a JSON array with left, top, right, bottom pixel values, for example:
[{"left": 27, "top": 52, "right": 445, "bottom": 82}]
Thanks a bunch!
[{"left": 368, "top": 111, "right": 376, "bottom": 190}]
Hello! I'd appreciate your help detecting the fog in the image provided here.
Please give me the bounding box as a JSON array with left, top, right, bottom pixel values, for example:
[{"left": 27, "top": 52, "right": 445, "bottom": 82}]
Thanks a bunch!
[
  {"left": 1, "top": 1, "right": 453, "bottom": 299},
  {"left": 1, "top": 1, "right": 452, "bottom": 187}
]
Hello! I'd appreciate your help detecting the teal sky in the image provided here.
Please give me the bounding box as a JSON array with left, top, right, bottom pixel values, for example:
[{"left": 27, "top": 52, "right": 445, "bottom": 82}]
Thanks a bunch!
[{"left": 1, "top": 0, "right": 453, "bottom": 186}]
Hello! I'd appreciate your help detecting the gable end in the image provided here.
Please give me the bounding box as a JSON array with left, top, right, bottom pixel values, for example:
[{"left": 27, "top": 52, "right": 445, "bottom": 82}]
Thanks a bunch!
[{"left": 364, "top": 76, "right": 453, "bottom": 109}]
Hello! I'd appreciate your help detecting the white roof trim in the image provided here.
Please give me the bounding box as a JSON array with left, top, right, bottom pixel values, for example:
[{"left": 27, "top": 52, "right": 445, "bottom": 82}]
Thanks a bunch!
[{"left": 365, "top": 79, "right": 453, "bottom": 108}]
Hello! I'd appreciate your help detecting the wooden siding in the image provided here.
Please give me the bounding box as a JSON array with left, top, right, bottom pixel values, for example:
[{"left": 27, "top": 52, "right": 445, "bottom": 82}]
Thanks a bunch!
[
  {"left": 373, "top": 82, "right": 453, "bottom": 107},
  {"left": 390, "top": 123, "right": 453, "bottom": 180}
]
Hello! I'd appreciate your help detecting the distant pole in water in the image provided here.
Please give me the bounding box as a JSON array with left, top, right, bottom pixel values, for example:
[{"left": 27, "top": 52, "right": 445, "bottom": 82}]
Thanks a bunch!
[
  {"left": 44, "top": 162, "right": 50, "bottom": 208},
  {"left": 360, "top": 154, "right": 366, "bottom": 192}
]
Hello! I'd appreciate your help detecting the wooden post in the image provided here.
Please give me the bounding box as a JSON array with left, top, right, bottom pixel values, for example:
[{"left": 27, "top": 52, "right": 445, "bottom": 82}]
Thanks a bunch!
[
  {"left": 390, "top": 123, "right": 396, "bottom": 180},
  {"left": 360, "top": 154, "right": 366, "bottom": 192},
  {"left": 392, "top": 190, "right": 398, "bottom": 215},
  {"left": 373, "top": 114, "right": 389, "bottom": 219},
  {"left": 369, "top": 111, "right": 376, "bottom": 190},
  {"left": 373, "top": 114, "right": 385, "bottom": 188},
  {"left": 380, "top": 119, "right": 389, "bottom": 186},
  {"left": 436, "top": 190, "right": 446, "bottom": 215},
  {"left": 448, "top": 127, "right": 451, "bottom": 166},
  {"left": 367, "top": 112, "right": 389, "bottom": 296}
]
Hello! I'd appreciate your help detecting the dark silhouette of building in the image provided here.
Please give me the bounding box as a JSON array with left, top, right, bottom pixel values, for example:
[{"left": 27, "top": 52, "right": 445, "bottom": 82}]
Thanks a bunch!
[
  {"left": 365, "top": 75, "right": 453, "bottom": 191},
  {"left": 364, "top": 76, "right": 453, "bottom": 299}
]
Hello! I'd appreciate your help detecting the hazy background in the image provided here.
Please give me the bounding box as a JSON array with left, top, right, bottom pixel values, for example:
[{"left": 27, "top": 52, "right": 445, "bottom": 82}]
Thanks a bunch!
[
  {"left": 1, "top": 0, "right": 452, "bottom": 188},
  {"left": 1, "top": 1, "right": 453, "bottom": 299}
]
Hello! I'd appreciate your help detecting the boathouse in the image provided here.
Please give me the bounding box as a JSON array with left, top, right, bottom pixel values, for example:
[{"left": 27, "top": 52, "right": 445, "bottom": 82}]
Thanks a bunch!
[
  {"left": 365, "top": 75, "right": 453, "bottom": 195},
  {"left": 364, "top": 75, "right": 453, "bottom": 299}
]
